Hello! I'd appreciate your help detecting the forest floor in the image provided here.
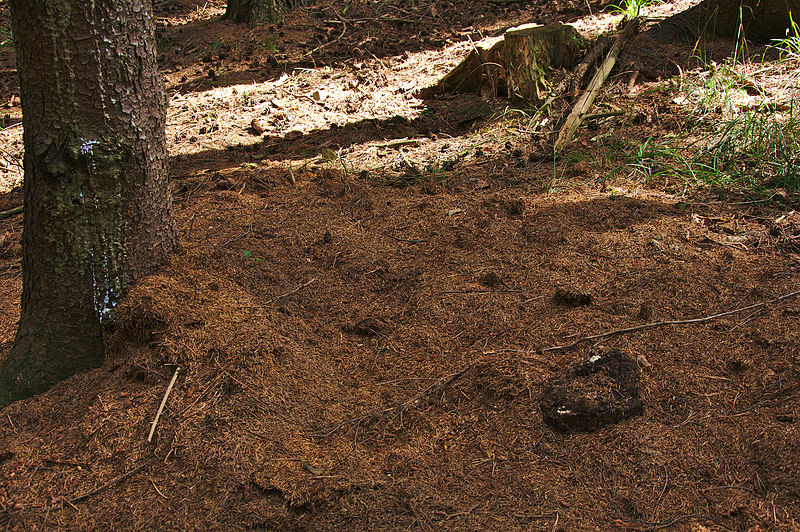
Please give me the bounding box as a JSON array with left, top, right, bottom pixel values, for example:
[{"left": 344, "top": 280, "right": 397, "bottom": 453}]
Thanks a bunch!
[{"left": 1, "top": 0, "right": 800, "bottom": 530}]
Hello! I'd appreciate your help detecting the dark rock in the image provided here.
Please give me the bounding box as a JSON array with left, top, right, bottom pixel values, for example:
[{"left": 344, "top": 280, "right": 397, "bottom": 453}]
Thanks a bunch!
[
  {"left": 478, "top": 271, "right": 504, "bottom": 289},
  {"left": 552, "top": 287, "right": 592, "bottom": 307}
]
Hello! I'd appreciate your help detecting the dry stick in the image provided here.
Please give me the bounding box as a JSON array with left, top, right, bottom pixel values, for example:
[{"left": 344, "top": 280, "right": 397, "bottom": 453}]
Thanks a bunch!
[
  {"left": 375, "top": 138, "right": 421, "bottom": 149},
  {"left": 303, "top": 22, "right": 347, "bottom": 58},
  {"left": 543, "top": 289, "right": 800, "bottom": 352},
  {"left": 68, "top": 463, "right": 149, "bottom": 504},
  {"left": 0, "top": 205, "right": 22, "bottom": 219},
  {"left": 0, "top": 146, "right": 22, "bottom": 169},
  {"left": 553, "top": 19, "right": 639, "bottom": 153},
  {"left": 147, "top": 367, "right": 180, "bottom": 443},
  {"left": 568, "top": 34, "right": 611, "bottom": 95},
  {"left": 264, "top": 278, "right": 316, "bottom": 306}
]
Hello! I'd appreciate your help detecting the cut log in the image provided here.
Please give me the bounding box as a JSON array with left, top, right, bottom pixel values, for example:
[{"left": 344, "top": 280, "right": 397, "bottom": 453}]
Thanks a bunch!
[{"left": 421, "top": 23, "right": 586, "bottom": 105}]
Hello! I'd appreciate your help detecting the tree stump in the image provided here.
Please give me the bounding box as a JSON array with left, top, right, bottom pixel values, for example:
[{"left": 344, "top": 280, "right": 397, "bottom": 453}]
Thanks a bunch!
[
  {"left": 504, "top": 23, "right": 586, "bottom": 105},
  {"left": 422, "top": 24, "right": 586, "bottom": 106},
  {"left": 426, "top": 35, "right": 505, "bottom": 96}
]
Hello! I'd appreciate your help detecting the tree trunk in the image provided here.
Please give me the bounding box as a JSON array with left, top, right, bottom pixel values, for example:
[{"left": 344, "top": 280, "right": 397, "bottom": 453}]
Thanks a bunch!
[
  {"left": 0, "top": 0, "right": 178, "bottom": 406},
  {"left": 224, "top": 0, "right": 303, "bottom": 24},
  {"left": 653, "top": 0, "right": 799, "bottom": 41}
]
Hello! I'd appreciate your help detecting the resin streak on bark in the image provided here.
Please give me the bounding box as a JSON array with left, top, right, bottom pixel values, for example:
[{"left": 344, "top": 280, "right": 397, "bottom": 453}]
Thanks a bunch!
[{"left": 0, "top": 0, "right": 178, "bottom": 405}]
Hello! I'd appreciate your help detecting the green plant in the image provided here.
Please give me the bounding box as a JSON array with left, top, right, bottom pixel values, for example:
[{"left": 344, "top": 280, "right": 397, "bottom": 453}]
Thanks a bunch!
[
  {"left": 610, "top": 103, "right": 800, "bottom": 194},
  {"left": 242, "top": 249, "right": 263, "bottom": 262},
  {"left": 770, "top": 12, "right": 800, "bottom": 59},
  {"left": 0, "top": 28, "right": 12, "bottom": 50},
  {"left": 261, "top": 37, "right": 279, "bottom": 54},
  {"left": 608, "top": 0, "right": 661, "bottom": 19}
]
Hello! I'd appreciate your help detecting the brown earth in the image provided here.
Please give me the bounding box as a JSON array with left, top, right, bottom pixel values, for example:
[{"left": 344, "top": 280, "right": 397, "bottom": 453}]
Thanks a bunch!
[{"left": 1, "top": 0, "right": 800, "bottom": 530}]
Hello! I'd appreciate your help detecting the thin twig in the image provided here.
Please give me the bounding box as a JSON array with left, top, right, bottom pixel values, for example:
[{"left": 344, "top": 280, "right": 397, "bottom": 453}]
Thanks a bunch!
[
  {"left": 147, "top": 367, "right": 180, "bottom": 442},
  {"left": 311, "top": 362, "right": 477, "bottom": 439},
  {"left": 374, "top": 138, "right": 421, "bottom": 149},
  {"left": 583, "top": 110, "right": 625, "bottom": 121},
  {"left": 0, "top": 146, "right": 22, "bottom": 170},
  {"left": 543, "top": 289, "right": 800, "bottom": 352},
  {"left": 650, "top": 466, "right": 668, "bottom": 521},
  {"left": 217, "top": 226, "right": 252, "bottom": 249},
  {"left": 434, "top": 503, "right": 480, "bottom": 520},
  {"left": 150, "top": 478, "right": 168, "bottom": 499},
  {"left": 43, "top": 459, "right": 85, "bottom": 467},
  {"left": 385, "top": 231, "right": 427, "bottom": 243},
  {"left": 303, "top": 22, "right": 347, "bottom": 57},
  {"left": 441, "top": 288, "right": 523, "bottom": 294},
  {"left": 264, "top": 278, "right": 317, "bottom": 306},
  {"left": 179, "top": 373, "right": 224, "bottom": 418},
  {"left": 68, "top": 463, "right": 148, "bottom": 504},
  {"left": 638, "top": 513, "right": 703, "bottom": 531},
  {"left": 701, "top": 484, "right": 753, "bottom": 493}
]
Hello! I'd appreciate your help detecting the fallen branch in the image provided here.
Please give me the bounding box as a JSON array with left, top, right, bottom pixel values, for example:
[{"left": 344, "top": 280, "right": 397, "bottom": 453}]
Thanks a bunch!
[
  {"left": 0, "top": 205, "right": 22, "bottom": 219},
  {"left": 543, "top": 289, "right": 800, "bottom": 352},
  {"left": 554, "top": 20, "right": 639, "bottom": 153},
  {"left": 68, "top": 463, "right": 149, "bottom": 504},
  {"left": 569, "top": 35, "right": 612, "bottom": 95},
  {"left": 147, "top": 366, "right": 180, "bottom": 442}
]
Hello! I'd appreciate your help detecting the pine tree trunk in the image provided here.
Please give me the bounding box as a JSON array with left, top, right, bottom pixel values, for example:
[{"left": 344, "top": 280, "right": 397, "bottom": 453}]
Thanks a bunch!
[
  {"left": 0, "top": 0, "right": 178, "bottom": 406},
  {"left": 653, "top": 0, "right": 799, "bottom": 41},
  {"left": 224, "top": 0, "right": 303, "bottom": 24}
]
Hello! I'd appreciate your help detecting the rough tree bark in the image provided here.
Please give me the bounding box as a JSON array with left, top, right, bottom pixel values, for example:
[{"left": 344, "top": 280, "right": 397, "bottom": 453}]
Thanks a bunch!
[
  {"left": 653, "top": 0, "right": 799, "bottom": 41},
  {"left": 0, "top": 0, "right": 178, "bottom": 406},
  {"left": 224, "top": 0, "right": 303, "bottom": 24}
]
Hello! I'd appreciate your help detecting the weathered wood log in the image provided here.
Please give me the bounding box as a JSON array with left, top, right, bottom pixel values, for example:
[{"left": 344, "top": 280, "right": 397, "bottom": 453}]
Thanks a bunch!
[
  {"left": 421, "top": 23, "right": 586, "bottom": 105},
  {"left": 554, "top": 20, "right": 639, "bottom": 154}
]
